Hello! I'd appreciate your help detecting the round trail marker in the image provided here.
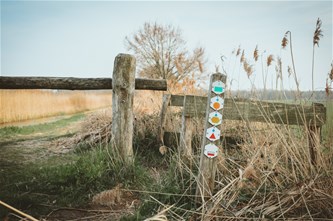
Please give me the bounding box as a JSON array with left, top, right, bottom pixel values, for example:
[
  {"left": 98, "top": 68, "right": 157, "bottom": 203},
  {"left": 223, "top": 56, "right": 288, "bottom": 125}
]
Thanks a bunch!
[
  {"left": 204, "top": 143, "right": 219, "bottom": 158},
  {"left": 210, "top": 96, "right": 224, "bottom": 111},
  {"left": 212, "top": 81, "right": 225, "bottom": 95},
  {"left": 208, "top": 111, "right": 223, "bottom": 126},
  {"left": 206, "top": 126, "right": 220, "bottom": 142}
]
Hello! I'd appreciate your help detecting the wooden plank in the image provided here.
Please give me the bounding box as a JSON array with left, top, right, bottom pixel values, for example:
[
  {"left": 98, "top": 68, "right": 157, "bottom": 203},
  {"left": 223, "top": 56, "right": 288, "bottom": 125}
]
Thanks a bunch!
[
  {"left": 169, "top": 95, "right": 326, "bottom": 126},
  {"left": 111, "top": 54, "right": 136, "bottom": 164},
  {"left": 0, "top": 76, "right": 167, "bottom": 91},
  {"left": 170, "top": 94, "right": 207, "bottom": 107}
]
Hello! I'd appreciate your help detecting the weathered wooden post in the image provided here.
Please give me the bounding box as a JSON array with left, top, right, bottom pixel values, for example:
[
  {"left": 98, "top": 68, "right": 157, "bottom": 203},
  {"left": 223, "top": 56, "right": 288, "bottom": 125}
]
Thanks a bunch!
[
  {"left": 111, "top": 54, "right": 136, "bottom": 164},
  {"left": 179, "top": 96, "right": 194, "bottom": 157},
  {"left": 159, "top": 94, "right": 171, "bottom": 146},
  {"left": 308, "top": 125, "right": 320, "bottom": 166},
  {"left": 307, "top": 104, "right": 321, "bottom": 167},
  {"left": 196, "top": 73, "right": 226, "bottom": 204},
  {"left": 307, "top": 102, "right": 325, "bottom": 167}
]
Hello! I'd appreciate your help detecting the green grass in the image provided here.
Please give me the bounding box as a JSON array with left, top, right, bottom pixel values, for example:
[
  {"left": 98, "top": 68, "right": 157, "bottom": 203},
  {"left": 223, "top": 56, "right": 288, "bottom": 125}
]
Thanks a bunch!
[
  {"left": 1, "top": 108, "right": 332, "bottom": 220},
  {"left": 0, "top": 113, "right": 84, "bottom": 139},
  {"left": 121, "top": 153, "right": 197, "bottom": 220},
  {"left": 0, "top": 112, "right": 190, "bottom": 220},
  {"left": 0, "top": 145, "right": 152, "bottom": 217}
]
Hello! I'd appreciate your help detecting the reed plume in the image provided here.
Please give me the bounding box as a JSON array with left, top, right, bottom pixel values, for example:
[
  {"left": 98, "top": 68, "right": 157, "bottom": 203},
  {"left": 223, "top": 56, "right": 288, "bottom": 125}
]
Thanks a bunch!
[
  {"left": 253, "top": 45, "right": 259, "bottom": 62},
  {"left": 267, "top": 54, "right": 274, "bottom": 66},
  {"left": 312, "top": 18, "right": 323, "bottom": 92},
  {"left": 243, "top": 59, "right": 254, "bottom": 78},
  {"left": 281, "top": 32, "right": 289, "bottom": 48},
  {"left": 236, "top": 46, "right": 241, "bottom": 57},
  {"left": 240, "top": 50, "right": 245, "bottom": 63},
  {"left": 313, "top": 18, "right": 323, "bottom": 47},
  {"left": 281, "top": 31, "right": 300, "bottom": 96}
]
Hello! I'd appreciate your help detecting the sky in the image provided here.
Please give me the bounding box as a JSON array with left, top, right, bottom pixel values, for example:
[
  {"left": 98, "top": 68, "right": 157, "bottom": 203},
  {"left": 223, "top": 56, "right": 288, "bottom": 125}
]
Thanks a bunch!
[{"left": 1, "top": 1, "right": 332, "bottom": 91}]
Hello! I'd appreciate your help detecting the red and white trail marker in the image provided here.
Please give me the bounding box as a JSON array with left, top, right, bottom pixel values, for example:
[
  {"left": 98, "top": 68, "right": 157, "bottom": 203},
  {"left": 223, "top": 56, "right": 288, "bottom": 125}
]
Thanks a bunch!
[
  {"left": 206, "top": 126, "right": 220, "bottom": 142},
  {"left": 204, "top": 143, "right": 219, "bottom": 158}
]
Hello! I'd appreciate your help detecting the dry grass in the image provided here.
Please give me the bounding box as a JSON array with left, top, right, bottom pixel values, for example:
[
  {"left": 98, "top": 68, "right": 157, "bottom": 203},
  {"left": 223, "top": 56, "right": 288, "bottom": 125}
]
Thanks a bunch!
[
  {"left": 59, "top": 90, "right": 164, "bottom": 148},
  {"left": 4, "top": 81, "right": 329, "bottom": 220},
  {"left": 66, "top": 84, "right": 333, "bottom": 220},
  {"left": 0, "top": 89, "right": 112, "bottom": 124},
  {"left": 147, "top": 109, "right": 332, "bottom": 220},
  {"left": 92, "top": 184, "right": 123, "bottom": 207}
]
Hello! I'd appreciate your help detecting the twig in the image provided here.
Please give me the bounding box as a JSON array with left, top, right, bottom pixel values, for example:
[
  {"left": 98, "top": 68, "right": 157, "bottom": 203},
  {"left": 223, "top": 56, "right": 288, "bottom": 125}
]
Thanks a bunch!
[{"left": 0, "top": 200, "right": 39, "bottom": 221}]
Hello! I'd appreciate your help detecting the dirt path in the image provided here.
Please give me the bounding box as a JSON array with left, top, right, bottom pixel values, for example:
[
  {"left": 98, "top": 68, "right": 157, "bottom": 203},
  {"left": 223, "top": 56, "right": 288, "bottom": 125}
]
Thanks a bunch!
[
  {"left": 0, "top": 115, "right": 83, "bottom": 170},
  {"left": 0, "top": 111, "right": 138, "bottom": 220}
]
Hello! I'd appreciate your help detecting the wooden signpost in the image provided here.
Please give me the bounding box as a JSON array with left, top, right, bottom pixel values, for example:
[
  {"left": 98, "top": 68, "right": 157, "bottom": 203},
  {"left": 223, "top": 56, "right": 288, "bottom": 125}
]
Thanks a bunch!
[{"left": 196, "top": 73, "right": 226, "bottom": 203}]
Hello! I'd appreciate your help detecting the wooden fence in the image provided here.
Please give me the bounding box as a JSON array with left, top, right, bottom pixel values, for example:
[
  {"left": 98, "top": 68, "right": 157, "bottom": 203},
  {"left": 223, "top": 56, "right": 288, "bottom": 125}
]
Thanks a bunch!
[
  {"left": 0, "top": 77, "right": 166, "bottom": 91},
  {"left": 159, "top": 94, "right": 327, "bottom": 165},
  {"left": 0, "top": 54, "right": 328, "bottom": 212},
  {"left": 0, "top": 53, "right": 167, "bottom": 164}
]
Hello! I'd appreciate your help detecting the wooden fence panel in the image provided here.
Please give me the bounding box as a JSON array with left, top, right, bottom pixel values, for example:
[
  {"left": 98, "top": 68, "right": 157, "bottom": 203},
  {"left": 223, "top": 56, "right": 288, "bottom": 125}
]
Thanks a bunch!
[{"left": 169, "top": 95, "right": 326, "bottom": 126}]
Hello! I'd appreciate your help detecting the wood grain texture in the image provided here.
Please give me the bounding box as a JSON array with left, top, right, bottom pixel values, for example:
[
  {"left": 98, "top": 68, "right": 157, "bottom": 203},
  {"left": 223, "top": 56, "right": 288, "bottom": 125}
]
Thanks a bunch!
[
  {"left": 0, "top": 77, "right": 167, "bottom": 91},
  {"left": 111, "top": 54, "right": 136, "bottom": 164},
  {"left": 159, "top": 94, "right": 171, "bottom": 145},
  {"left": 179, "top": 96, "right": 194, "bottom": 157},
  {"left": 169, "top": 95, "right": 326, "bottom": 126}
]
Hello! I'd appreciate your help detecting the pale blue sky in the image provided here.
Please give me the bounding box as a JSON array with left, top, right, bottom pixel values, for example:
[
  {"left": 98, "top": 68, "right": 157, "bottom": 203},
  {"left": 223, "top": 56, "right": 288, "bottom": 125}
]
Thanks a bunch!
[{"left": 1, "top": 1, "right": 332, "bottom": 91}]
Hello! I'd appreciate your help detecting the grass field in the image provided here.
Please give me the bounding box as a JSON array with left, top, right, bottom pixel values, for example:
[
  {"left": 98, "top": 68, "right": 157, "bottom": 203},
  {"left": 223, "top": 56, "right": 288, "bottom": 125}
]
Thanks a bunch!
[
  {"left": 0, "top": 89, "right": 112, "bottom": 124},
  {"left": 0, "top": 85, "right": 332, "bottom": 220}
]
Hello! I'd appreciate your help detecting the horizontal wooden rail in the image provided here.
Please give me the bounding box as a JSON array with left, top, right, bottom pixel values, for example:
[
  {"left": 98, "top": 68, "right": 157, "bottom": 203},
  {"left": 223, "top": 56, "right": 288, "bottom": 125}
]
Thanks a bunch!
[
  {"left": 0, "top": 76, "right": 167, "bottom": 91},
  {"left": 168, "top": 94, "right": 326, "bottom": 126}
]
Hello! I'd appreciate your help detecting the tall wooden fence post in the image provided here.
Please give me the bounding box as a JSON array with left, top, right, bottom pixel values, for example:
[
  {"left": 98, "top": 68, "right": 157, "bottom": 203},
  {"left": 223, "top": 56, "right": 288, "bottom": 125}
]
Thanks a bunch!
[
  {"left": 111, "top": 54, "right": 136, "bottom": 164},
  {"left": 308, "top": 125, "right": 320, "bottom": 166},
  {"left": 307, "top": 103, "right": 324, "bottom": 167},
  {"left": 180, "top": 96, "right": 194, "bottom": 157},
  {"left": 196, "top": 73, "right": 226, "bottom": 206},
  {"left": 159, "top": 94, "right": 171, "bottom": 146}
]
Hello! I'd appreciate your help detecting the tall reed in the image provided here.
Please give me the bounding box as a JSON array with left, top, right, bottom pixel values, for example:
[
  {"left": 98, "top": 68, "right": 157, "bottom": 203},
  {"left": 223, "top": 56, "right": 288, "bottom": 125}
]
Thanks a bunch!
[{"left": 0, "top": 90, "right": 112, "bottom": 124}]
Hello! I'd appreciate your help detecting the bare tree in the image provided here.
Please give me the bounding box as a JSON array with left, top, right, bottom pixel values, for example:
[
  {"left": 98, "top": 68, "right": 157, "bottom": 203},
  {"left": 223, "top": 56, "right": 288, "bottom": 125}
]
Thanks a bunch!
[{"left": 125, "top": 22, "right": 205, "bottom": 83}]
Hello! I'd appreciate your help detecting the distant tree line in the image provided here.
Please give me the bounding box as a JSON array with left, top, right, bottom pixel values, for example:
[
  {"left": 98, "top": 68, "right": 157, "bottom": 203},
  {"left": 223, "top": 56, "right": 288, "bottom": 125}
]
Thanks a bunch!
[{"left": 229, "top": 90, "right": 332, "bottom": 101}]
